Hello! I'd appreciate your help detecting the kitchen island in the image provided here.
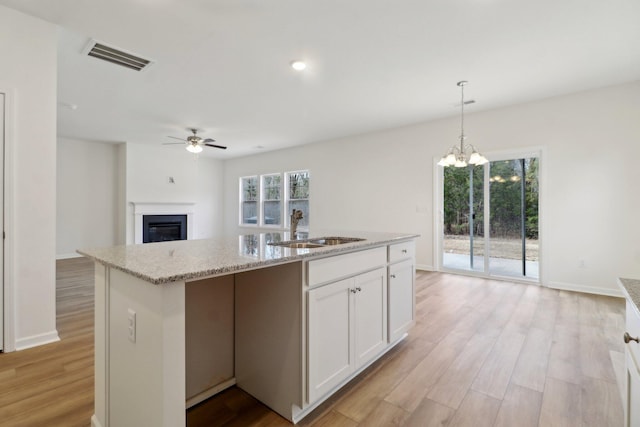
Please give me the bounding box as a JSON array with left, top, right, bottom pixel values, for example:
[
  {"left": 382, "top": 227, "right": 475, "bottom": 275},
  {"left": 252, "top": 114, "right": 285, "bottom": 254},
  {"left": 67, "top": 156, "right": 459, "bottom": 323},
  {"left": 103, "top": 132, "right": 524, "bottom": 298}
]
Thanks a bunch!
[{"left": 79, "top": 230, "right": 417, "bottom": 427}]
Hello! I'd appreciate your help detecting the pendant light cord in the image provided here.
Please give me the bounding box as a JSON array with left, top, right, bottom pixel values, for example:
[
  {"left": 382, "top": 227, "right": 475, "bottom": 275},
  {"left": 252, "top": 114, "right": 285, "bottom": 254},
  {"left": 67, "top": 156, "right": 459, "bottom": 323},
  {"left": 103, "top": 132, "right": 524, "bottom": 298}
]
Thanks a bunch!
[{"left": 458, "top": 80, "right": 467, "bottom": 154}]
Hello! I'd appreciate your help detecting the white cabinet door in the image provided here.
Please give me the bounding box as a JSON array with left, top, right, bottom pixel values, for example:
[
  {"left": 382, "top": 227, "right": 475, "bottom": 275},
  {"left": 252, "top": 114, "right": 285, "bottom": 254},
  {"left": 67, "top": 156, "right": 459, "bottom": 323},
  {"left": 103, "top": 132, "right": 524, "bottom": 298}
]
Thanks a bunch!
[
  {"left": 308, "top": 268, "right": 388, "bottom": 403},
  {"left": 388, "top": 259, "right": 415, "bottom": 343},
  {"left": 354, "top": 268, "right": 387, "bottom": 368},
  {"left": 308, "top": 277, "right": 355, "bottom": 403},
  {"left": 625, "top": 350, "right": 640, "bottom": 427}
]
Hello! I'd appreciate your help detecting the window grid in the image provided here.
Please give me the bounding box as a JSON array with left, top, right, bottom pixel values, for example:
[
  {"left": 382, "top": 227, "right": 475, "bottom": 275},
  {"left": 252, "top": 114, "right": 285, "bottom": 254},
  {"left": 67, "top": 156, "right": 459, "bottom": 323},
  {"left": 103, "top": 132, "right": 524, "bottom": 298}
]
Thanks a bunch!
[{"left": 239, "top": 170, "right": 310, "bottom": 231}]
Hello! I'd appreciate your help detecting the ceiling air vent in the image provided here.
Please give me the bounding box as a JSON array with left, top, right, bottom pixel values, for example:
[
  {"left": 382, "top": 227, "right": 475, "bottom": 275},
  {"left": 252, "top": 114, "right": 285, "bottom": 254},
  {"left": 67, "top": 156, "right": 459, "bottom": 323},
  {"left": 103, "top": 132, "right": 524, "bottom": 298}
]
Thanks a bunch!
[{"left": 83, "top": 39, "right": 154, "bottom": 72}]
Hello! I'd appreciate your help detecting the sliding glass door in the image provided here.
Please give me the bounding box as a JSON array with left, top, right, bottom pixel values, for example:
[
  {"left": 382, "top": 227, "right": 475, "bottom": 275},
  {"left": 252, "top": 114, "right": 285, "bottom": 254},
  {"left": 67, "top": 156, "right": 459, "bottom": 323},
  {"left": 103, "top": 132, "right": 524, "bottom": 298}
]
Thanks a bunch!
[
  {"left": 441, "top": 155, "right": 539, "bottom": 281},
  {"left": 442, "top": 164, "right": 485, "bottom": 273}
]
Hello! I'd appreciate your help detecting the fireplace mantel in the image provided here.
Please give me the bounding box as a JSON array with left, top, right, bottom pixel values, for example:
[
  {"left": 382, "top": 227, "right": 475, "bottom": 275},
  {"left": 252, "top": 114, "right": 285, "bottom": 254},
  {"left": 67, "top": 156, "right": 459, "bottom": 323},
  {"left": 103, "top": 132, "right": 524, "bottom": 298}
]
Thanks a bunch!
[{"left": 132, "top": 202, "right": 195, "bottom": 244}]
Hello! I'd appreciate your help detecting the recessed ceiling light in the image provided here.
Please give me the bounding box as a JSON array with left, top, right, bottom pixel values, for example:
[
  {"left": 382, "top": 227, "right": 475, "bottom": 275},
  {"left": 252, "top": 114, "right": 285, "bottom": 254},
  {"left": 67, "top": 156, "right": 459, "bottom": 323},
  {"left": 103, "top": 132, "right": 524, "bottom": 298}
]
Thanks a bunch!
[{"left": 290, "top": 60, "right": 306, "bottom": 71}]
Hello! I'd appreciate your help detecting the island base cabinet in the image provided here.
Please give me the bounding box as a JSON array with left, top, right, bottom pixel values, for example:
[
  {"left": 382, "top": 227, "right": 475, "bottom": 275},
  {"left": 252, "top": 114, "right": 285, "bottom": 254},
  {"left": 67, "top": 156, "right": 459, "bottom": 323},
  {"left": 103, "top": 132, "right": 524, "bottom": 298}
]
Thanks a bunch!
[
  {"left": 625, "top": 350, "right": 640, "bottom": 427},
  {"left": 388, "top": 258, "right": 415, "bottom": 343},
  {"left": 624, "top": 299, "right": 640, "bottom": 427},
  {"left": 308, "top": 267, "right": 387, "bottom": 404}
]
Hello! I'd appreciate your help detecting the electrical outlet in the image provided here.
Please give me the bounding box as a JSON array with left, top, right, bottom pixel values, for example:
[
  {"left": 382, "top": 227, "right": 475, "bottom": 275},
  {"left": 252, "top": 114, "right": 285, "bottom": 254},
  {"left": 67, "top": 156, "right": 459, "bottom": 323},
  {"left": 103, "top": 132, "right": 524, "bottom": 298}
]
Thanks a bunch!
[{"left": 128, "top": 308, "right": 136, "bottom": 343}]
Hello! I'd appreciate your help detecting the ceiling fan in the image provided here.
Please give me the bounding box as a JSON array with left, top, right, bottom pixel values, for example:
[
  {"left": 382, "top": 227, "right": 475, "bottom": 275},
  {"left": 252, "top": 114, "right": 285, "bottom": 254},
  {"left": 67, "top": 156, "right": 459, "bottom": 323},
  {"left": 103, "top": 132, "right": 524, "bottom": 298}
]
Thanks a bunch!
[{"left": 164, "top": 128, "right": 227, "bottom": 153}]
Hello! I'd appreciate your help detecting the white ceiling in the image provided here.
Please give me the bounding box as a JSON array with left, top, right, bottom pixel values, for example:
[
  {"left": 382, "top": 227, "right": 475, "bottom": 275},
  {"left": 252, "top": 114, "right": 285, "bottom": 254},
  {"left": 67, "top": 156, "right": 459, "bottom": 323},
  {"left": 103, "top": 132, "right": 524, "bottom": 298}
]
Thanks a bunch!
[{"left": 2, "top": 0, "right": 639, "bottom": 158}]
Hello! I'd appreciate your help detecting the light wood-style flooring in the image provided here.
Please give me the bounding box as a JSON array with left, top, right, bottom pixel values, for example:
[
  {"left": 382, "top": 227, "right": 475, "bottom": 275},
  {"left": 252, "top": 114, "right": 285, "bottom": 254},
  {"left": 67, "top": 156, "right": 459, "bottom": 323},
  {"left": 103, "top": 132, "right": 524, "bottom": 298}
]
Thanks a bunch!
[{"left": 0, "top": 258, "right": 626, "bottom": 426}]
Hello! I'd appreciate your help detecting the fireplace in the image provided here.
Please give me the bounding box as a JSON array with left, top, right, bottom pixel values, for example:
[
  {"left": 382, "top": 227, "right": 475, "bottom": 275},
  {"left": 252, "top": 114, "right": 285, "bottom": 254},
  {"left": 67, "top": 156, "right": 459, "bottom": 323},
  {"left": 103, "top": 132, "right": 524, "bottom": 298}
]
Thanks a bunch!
[
  {"left": 131, "top": 202, "right": 195, "bottom": 244},
  {"left": 143, "top": 215, "right": 187, "bottom": 243}
]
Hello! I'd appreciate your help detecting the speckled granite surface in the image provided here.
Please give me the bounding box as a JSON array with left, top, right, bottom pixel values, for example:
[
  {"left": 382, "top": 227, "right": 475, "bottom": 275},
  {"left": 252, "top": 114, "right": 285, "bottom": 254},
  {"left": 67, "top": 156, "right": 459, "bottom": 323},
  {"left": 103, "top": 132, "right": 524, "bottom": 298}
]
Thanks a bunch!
[
  {"left": 619, "top": 278, "right": 640, "bottom": 313},
  {"left": 78, "top": 230, "right": 418, "bottom": 285}
]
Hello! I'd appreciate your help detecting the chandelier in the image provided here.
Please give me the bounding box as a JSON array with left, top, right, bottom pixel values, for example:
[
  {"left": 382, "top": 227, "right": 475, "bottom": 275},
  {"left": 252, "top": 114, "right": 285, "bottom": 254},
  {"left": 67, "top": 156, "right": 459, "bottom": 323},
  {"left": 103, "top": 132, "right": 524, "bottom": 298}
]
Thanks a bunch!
[{"left": 437, "top": 81, "right": 488, "bottom": 167}]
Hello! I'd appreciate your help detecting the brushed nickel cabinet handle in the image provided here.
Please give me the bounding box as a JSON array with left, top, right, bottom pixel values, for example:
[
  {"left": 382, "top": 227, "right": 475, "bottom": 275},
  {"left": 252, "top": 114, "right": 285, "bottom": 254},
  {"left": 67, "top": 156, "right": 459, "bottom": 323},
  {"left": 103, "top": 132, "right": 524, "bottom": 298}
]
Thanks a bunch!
[
  {"left": 356, "top": 287, "right": 362, "bottom": 292},
  {"left": 350, "top": 288, "right": 357, "bottom": 294},
  {"left": 390, "top": 274, "right": 396, "bottom": 279},
  {"left": 624, "top": 332, "right": 640, "bottom": 344},
  {"left": 402, "top": 249, "right": 407, "bottom": 253}
]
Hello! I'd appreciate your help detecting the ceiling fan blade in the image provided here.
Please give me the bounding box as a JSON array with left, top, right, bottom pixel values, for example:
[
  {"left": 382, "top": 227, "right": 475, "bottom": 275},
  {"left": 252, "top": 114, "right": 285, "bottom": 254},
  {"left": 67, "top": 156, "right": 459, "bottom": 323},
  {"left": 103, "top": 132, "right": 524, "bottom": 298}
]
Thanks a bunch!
[
  {"left": 167, "top": 136, "right": 187, "bottom": 141},
  {"left": 204, "top": 143, "right": 227, "bottom": 150},
  {"left": 202, "top": 138, "right": 216, "bottom": 143},
  {"left": 162, "top": 142, "right": 187, "bottom": 145}
]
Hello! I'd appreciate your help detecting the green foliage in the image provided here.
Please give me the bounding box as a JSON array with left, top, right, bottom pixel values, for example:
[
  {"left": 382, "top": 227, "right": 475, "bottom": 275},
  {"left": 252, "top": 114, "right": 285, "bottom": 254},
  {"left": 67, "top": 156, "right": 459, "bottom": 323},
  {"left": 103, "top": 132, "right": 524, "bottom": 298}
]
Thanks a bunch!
[{"left": 443, "top": 158, "right": 538, "bottom": 239}]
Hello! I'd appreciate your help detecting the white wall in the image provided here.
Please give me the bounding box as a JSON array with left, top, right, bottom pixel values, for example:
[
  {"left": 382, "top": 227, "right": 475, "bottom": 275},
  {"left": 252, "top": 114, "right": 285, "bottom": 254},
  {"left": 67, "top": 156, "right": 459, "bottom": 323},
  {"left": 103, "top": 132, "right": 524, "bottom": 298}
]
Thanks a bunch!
[
  {"left": 224, "top": 81, "right": 640, "bottom": 296},
  {"left": 57, "top": 138, "right": 121, "bottom": 257},
  {"left": 0, "top": 6, "right": 58, "bottom": 349},
  {"left": 125, "top": 143, "right": 225, "bottom": 243}
]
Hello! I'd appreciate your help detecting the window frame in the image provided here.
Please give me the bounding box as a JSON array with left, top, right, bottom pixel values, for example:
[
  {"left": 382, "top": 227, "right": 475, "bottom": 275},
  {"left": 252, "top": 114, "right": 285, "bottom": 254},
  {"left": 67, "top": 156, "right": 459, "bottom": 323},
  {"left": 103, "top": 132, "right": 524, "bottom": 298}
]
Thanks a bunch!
[
  {"left": 260, "top": 173, "right": 283, "bottom": 228},
  {"left": 285, "top": 170, "right": 310, "bottom": 232},
  {"left": 239, "top": 175, "right": 259, "bottom": 226},
  {"left": 239, "top": 169, "right": 310, "bottom": 231}
]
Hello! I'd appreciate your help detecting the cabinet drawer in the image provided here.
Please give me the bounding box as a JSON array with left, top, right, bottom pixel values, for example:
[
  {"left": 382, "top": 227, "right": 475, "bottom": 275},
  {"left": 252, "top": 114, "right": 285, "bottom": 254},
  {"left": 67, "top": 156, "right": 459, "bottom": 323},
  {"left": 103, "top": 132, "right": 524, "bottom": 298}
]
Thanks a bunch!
[
  {"left": 307, "top": 247, "right": 386, "bottom": 287},
  {"left": 389, "top": 240, "right": 415, "bottom": 263},
  {"left": 626, "top": 300, "right": 640, "bottom": 363}
]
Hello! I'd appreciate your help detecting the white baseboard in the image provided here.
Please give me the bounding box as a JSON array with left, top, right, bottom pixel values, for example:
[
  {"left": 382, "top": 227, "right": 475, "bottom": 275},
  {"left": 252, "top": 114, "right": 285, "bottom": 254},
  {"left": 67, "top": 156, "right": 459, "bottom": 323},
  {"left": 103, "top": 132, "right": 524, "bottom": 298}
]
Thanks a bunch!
[
  {"left": 416, "top": 264, "right": 435, "bottom": 271},
  {"left": 186, "top": 378, "right": 236, "bottom": 409},
  {"left": 56, "top": 252, "right": 83, "bottom": 260},
  {"left": 548, "top": 281, "right": 624, "bottom": 298},
  {"left": 15, "top": 330, "right": 60, "bottom": 351}
]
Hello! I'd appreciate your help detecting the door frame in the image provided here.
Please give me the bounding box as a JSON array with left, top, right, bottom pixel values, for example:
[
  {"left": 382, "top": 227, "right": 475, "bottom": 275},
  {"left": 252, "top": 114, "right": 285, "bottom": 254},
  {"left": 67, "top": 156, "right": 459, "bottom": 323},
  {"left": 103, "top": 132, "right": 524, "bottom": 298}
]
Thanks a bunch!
[
  {"left": 433, "top": 146, "right": 547, "bottom": 285},
  {"left": 1, "top": 88, "right": 16, "bottom": 352}
]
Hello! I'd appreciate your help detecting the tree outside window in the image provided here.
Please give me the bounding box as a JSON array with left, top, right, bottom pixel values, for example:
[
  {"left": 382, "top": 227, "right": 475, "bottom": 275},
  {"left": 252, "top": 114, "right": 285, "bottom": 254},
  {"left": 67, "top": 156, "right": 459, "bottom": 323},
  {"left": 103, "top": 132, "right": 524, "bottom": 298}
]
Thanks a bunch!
[
  {"left": 287, "top": 171, "right": 310, "bottom": 230},
  {"left": 261, "top": 174, "right": 282, "bottom": 226},
  {"left": 240, "top": 176, "right": 258, "bottom": 225}
]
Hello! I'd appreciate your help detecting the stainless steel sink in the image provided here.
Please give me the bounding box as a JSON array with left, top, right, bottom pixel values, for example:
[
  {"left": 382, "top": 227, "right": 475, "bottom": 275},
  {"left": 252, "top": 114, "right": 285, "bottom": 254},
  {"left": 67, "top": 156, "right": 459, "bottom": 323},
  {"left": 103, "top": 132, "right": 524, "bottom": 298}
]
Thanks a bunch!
[
  {"left": 270, "top": 242, "right": 325, "bottom": 249},
  {"left": 308, "top": 237, "right": 365, "bottom": 245},
  {"left": 268, "top": 236, "right": 365, "bottom": 248}
]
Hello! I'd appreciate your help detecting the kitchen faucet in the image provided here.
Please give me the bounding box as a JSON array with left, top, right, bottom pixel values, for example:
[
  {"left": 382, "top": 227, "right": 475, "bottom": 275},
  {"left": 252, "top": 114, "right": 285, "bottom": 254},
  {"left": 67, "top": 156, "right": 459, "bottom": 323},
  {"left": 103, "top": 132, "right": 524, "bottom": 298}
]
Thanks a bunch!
[{"left": 290, "top": 209, "right": 303, "bottom": 237}]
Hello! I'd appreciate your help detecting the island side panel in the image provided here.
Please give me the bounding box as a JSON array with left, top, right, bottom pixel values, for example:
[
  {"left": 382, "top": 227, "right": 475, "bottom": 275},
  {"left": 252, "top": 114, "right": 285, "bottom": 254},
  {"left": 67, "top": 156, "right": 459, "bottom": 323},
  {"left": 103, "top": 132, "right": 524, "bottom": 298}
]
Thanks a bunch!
[
  {"left": 108, "top": 268, "right": 186, "bottom": 427},
  {"left": 235, "top": 262, "right": 303, "bottom": 421},
  {"left": 93, "top": 262, "right": 108, "bottom": 427},
  {"left": 185, "top": 275, "right": 235, "bottom": 405}
]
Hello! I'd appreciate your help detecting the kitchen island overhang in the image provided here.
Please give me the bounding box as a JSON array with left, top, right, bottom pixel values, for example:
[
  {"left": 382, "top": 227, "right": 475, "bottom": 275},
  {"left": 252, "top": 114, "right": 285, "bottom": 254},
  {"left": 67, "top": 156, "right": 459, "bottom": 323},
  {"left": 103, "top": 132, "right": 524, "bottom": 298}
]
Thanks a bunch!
[{"left": 79, "top": 230, "right": 418, "bottom": 427}]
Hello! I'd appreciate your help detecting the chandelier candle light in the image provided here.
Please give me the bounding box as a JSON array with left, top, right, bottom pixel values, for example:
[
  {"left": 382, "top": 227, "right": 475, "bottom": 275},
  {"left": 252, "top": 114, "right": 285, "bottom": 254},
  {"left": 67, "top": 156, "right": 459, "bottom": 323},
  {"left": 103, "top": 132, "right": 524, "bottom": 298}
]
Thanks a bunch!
[{"left": 437, "top": 81, "right": 488, "bottom": 167}]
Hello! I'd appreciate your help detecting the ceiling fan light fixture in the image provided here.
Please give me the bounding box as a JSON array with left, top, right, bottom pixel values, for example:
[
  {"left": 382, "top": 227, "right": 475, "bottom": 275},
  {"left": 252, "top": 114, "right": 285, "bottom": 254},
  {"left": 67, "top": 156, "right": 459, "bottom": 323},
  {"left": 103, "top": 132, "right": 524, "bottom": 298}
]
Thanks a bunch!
[
  {"left": 290, "top": 60, "right": 307, "bottom": 71},
  {"left": 186, "top": 144, "right": 203, "bottom": 154}
]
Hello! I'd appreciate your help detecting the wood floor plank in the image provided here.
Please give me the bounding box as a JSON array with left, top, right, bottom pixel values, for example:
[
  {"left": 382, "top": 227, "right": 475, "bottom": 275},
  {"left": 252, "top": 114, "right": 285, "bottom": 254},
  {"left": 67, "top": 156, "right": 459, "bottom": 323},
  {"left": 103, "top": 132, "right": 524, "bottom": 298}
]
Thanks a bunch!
[
  {"left": 333, "top": 338, "right": 436, "bottom": 422},
  {"left": 578, "top": 323, "right": 618, "bottom": 382},
  {"left": 471, "top": 331, "right": 526, "bottom": 400},
  {"left": 446, "top": 390, "right": 501, "bottom": 427},
  {"left": 402, "top": 397, "right": 456, "bottom": 427},
  {"left": 581, "top": 376, "right": 624, "bottom": 427},
  {"left": 493, "top": 383, "right": 542, "bottom": 427},
  {"left": 426, "top": 333, "right": 496, "bottom": 409},
  {"left": 538, "top": 377, "right": 582, "bottom": 427},
  {"left": 510, "top": 327, "right": 554, "bottom": 392},
  {"left": 384, "top": 330, "right": 468, "bottom": 412},
  {"left": 353, "top": 400, "right": 409, "bottom": 427}
]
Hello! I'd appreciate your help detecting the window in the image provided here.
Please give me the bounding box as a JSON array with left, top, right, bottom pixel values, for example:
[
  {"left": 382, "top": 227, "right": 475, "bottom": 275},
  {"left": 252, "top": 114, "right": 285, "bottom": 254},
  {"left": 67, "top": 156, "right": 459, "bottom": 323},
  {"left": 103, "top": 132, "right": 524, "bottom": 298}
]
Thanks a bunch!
[
  {"left": 261, "top": 174, "right": 282, "bottom": 226},
  {"left": 239, "top": 170, "right": 310, "bottom": 230},
  {"left": 286, "top": 171, "right": 310, "bottom": 230},
  {"left": 240, "top": 176, "right": 258, "bottom": 225}
]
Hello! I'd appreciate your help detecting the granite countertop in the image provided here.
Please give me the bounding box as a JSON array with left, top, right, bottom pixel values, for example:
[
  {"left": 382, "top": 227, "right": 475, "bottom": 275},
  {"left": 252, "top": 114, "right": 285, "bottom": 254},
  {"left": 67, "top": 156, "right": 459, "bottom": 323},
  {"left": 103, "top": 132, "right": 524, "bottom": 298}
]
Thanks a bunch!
[
  {"left": 619, "top": 278, "right": 640, "bottom": 312},
  {"left": 78, "top": 230, "right": 418, "bottom": 285}
]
